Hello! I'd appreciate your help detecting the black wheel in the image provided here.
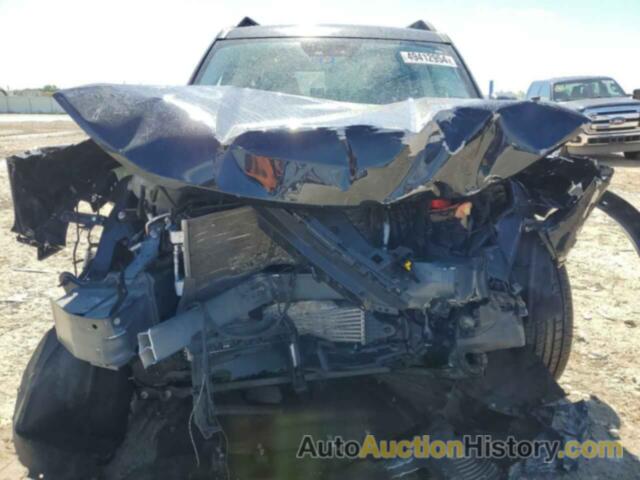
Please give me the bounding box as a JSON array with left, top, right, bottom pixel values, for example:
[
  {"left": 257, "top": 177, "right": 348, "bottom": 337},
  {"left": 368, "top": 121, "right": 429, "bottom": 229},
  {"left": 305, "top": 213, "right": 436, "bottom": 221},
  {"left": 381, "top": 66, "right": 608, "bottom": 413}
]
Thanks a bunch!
[
  {"left": 624, "top": 151, "right": 640, "bottom": 160},
  {"left": 13, "top": 328, "right": 133, "bottom": 479},
  {"left": 514, "top": 235, "right": 574, "bottom": 379}
]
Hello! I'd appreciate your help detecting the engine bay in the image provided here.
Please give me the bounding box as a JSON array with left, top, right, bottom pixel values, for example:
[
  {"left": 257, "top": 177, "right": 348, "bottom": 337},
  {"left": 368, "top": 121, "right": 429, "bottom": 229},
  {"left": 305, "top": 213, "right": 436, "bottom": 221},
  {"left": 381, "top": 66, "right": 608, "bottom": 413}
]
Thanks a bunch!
[{"left": 7, "top": 137, "right": 619, "bottom": 439}]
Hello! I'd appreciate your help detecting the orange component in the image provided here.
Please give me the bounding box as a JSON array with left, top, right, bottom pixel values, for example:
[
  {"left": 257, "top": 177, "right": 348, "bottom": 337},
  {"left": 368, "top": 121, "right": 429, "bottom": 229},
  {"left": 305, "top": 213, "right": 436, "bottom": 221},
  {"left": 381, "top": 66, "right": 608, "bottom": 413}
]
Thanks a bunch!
[{"left": 244, "top": 154, "right": 283, "bottom": 193}]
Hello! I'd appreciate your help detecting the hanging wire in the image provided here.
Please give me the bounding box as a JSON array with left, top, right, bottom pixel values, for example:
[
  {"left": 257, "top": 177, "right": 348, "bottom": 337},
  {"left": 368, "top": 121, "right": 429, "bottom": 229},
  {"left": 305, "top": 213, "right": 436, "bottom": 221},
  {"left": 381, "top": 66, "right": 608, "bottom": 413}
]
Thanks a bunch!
[
  {"left": 187, "top": 305, "right": 230, "bottom": 478},
  {"left": 71, "top": 205, "right": 81, "bottom": 277}
]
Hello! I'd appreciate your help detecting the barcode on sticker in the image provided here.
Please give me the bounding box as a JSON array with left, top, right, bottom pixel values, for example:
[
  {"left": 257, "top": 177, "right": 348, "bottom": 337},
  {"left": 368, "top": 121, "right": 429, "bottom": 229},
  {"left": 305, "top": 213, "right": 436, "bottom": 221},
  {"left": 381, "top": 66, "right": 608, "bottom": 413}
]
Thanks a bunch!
[{"left": 400, "top": 51, "right": 457, "bottom": 67}]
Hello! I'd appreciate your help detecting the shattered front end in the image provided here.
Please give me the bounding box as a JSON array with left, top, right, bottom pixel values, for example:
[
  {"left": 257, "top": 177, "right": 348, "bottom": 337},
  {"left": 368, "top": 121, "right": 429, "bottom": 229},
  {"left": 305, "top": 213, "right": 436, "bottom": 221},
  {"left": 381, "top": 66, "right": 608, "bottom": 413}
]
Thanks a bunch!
[{"left": 7, "top": 85, "right": 640, "bottom": 478}]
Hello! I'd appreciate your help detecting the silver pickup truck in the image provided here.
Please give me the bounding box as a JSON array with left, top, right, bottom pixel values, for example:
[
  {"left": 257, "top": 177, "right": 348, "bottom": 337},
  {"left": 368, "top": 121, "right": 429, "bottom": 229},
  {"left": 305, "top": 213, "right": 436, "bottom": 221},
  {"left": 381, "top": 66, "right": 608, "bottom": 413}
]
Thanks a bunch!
[{"left": 526, "top": 76, "right": 640, "bottom": 159}]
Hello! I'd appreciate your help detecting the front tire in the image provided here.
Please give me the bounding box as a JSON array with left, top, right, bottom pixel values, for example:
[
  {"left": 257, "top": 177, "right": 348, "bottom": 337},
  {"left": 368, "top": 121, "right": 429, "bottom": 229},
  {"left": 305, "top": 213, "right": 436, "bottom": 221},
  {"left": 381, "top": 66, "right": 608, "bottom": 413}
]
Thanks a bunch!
[
  {"left": 515, "top": 235, "right": 574, "bottom": 379},
  {"left": 13, "top": 329, "right": 133, "bottom": 479}
]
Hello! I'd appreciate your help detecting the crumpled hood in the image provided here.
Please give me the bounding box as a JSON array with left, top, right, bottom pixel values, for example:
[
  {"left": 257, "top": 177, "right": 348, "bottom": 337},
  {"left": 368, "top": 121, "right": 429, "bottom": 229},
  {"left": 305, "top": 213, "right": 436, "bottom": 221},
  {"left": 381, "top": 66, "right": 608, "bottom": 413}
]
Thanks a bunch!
[{"left": 55, "top": 85, "right": 587, "bottom": 206}]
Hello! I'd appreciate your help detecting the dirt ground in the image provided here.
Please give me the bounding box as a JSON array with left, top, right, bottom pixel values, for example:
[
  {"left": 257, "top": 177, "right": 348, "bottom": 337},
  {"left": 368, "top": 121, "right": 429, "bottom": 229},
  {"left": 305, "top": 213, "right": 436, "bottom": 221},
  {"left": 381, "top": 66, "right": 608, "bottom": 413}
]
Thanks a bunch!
[{"left": 0, "top": 117, "right": 639, "bottom": 479}]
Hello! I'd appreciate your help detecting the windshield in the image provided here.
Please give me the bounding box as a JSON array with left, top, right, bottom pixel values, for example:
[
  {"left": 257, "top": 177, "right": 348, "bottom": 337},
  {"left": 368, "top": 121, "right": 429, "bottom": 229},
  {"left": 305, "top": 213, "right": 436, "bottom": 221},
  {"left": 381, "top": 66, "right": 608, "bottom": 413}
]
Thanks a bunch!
[
  {"left": 193, "top": 38, "right": 479, "bottom": 104},
  {"left": 552, "top": 78, "right": 627, "bottom": 102}
]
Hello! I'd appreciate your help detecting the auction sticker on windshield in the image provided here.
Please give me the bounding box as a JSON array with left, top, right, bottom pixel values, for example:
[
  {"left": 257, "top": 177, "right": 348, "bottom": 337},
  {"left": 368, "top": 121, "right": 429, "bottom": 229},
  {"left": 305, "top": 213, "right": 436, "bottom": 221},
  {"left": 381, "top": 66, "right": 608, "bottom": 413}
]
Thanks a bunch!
[{"left": 400, "top": 51, "right": 457, "bottom": 67}]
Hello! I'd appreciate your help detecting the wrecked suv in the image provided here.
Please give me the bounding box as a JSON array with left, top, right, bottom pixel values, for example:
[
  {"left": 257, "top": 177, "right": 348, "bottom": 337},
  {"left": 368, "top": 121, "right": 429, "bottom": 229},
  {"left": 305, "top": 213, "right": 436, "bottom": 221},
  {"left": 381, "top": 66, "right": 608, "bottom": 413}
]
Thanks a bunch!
[{"left": 8, "top": 20, "right": 640, "bottom": 479}]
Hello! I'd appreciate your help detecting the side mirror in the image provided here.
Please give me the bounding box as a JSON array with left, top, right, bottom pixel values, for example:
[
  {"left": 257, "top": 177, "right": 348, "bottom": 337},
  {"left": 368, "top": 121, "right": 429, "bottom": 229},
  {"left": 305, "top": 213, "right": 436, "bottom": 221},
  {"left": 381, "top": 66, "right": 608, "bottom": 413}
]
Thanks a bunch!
[
  {"left": 633, "top": 89, "right": 640, "bottom": 101},
  {"left": 530, "top": 96, "right": 541, "bottom": 102}
]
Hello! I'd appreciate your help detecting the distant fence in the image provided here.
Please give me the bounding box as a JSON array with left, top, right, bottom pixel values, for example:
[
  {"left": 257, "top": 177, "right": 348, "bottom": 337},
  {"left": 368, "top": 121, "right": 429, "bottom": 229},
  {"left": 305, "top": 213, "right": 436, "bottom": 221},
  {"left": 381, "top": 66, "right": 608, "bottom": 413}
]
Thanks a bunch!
[{"left": 0, "top": 96, "right": 65, "bottom": 114}]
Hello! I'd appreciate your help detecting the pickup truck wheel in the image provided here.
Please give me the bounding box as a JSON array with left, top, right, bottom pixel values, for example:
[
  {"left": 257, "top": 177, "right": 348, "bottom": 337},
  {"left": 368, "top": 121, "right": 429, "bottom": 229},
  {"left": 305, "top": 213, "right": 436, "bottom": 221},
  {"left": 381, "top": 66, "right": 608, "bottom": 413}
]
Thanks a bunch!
[
  {"left": 624, "top": 151, "right": 640, "bottom": 160},
  {"left": 514, "top": 235, "right": 574, "bottom": 380},
  {"left": 12, "top": 328, "right": 133, "bottom": 479}
]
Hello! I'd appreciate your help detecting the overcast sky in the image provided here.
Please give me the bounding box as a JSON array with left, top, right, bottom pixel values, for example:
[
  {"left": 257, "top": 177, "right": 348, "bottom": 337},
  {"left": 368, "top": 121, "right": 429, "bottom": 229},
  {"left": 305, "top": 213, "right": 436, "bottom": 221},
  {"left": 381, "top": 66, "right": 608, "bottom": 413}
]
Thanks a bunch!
[{"left": 1, "top": 0, "right": 639, "bottom": 95}]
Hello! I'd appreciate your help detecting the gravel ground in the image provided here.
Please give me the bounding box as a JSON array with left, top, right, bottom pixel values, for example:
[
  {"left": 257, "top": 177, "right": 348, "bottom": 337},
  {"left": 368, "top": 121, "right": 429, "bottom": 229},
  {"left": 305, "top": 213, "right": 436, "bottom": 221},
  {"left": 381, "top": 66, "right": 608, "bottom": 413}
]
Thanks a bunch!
[
  {"left": 0, "top": 114, "right": 71, "bottom": 123},
  {"left": 0, "top": 117, "right": 639, "bottom": 479}
]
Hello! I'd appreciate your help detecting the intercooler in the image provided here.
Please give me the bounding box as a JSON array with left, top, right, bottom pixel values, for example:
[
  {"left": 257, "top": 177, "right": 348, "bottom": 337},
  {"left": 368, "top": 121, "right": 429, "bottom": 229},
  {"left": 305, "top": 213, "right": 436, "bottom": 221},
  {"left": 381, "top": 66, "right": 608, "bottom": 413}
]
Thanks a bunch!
[
  {"left": 263, "top": 301, "right": 395, "bottom": 345},
  {"left": 263, "top": 301, "right": 365, "bottom": 343}
]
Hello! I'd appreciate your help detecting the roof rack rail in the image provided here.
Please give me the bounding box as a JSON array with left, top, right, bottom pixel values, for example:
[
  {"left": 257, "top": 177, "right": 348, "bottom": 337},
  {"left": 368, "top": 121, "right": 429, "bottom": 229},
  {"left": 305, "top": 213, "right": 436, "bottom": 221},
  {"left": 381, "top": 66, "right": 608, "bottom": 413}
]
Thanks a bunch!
[
  {"left": 237, "top": 17, "right": 259, "bottom": 27},
  {"left": 407, "top": 20, "right": 436, "bottom": 32}
]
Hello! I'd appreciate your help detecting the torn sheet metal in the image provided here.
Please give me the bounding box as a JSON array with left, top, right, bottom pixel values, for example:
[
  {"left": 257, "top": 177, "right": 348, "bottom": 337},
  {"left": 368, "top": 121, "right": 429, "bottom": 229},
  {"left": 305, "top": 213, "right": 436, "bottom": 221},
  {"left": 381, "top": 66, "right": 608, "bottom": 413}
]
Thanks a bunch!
[
  {"left": 515, "top": 156, "right": 613, "bottom": 262},
  {"left": 6, "top": 141, "right": 118, "bottom": 259},
  {"left": 54, "top": 85, "right": 587, "bottom": 206}
]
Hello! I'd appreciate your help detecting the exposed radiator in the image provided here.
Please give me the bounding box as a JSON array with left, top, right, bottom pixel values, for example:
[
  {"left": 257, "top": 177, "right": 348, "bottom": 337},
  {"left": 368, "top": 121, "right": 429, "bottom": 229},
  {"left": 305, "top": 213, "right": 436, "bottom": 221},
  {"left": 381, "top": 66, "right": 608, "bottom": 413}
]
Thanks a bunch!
[{"left": 180, "top": 206, "right": 294, "bottom": 293}]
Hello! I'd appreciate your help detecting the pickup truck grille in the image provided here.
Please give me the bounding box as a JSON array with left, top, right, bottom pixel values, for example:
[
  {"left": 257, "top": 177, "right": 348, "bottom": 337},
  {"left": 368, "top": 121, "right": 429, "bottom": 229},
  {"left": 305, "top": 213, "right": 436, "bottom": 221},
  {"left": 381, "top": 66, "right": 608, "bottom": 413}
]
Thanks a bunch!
[
  {"left": 587, "top": 134, "right": 640, "bottom": 145},
  {"left": 584, "top": 104, "right": 640, "bottom": 134}
]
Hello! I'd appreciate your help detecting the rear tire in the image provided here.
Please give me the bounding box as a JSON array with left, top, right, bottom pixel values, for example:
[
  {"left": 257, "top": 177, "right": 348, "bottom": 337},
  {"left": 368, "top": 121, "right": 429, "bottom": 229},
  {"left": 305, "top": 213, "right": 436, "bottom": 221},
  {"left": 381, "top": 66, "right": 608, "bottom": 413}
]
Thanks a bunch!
[{"left": 624, "top": 151, "right": 640, "bottom": 160}]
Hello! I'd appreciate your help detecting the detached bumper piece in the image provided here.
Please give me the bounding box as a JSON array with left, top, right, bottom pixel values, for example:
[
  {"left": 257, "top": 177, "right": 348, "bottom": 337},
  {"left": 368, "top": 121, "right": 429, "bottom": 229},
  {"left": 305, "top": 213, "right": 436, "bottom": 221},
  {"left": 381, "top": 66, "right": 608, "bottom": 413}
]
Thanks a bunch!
[
  {"left": 52, "top": 230, "right": 177, "bottom": 369},
  {"left": 597, "top": 190, "right": 640, "bottom": 255},
  {"left": 52, "top": 272, "right": 172, "bottom": 369}
]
